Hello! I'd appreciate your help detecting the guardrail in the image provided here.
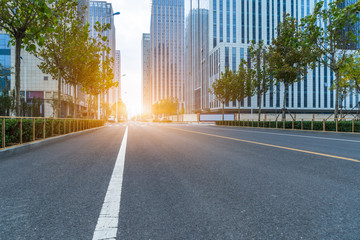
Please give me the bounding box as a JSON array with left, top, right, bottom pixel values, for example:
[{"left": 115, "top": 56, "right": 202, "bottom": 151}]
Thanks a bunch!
[
  {"left": 0, "top": 116, "right": 105, "bottom": 149},
  {"left": 216, "top": 118, "right": 360, "bottom": 133}
]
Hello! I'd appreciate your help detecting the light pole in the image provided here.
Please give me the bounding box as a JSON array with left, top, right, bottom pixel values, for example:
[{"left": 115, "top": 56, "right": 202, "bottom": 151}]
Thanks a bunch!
[{"left": 98, "top": 11, "right": 120, "bottom": 120}]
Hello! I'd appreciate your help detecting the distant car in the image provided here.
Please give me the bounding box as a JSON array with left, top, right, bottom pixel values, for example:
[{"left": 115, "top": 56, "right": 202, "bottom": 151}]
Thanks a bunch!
[{"left": 107, "top": 116, "right": 115, "bottom": 122}]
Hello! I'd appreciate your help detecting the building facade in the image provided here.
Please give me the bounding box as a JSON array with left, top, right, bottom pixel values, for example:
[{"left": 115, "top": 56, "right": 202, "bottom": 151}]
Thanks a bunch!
[
  {"left": 115, "top": 50, "right": 121, "bottom": 102},
  {"left": 184, "top": 0, "right": 209, "bottom": 113},
  {"left": 89, "top": 1, "right": 117, "bottom": 111},
  {"left": 142, "top": 33, "right": 152, "bottom": 115},
  {"left": 0, "top": 33, "right": 11, "bottom": 94},
  {"left": 150, "top": 0, "right": 185, "bottom": 109},
  {"left": 184, "top": 0, "right": 360, "bottom": 115}
]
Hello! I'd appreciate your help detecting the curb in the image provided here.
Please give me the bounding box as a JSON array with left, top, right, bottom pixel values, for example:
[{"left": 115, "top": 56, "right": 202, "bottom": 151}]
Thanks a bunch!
[{"left": 0, "top": 126, "right": 105, "bottom": 159}]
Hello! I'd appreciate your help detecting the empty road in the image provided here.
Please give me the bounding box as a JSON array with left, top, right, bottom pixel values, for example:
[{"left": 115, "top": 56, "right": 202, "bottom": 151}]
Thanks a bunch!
[{"left": 1, "top": 122, "right": 360, "bottom": 239}]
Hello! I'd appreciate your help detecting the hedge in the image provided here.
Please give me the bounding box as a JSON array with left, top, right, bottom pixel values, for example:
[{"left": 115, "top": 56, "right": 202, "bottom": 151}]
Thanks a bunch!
[
  {"left": 215, "top": 120, "right": 360, "bottom": 133},
  {"left": 0, "top": 118, "right": 105, "bottom": 148}
]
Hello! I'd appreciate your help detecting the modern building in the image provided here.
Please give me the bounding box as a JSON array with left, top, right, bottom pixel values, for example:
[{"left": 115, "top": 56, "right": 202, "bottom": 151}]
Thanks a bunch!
[
  {"left": 1, "top": 1, "right": 91, "bottom": 117},
  {"left": 142, "top": 33, "right": 152, "bottom": 115},
  {"left": 184, "top": 1, "right": 209, "bottom": 113},
  {"left": 0, "top": 33, "right": 11, "bottom": 94},
  {"left": 150, "top": 0, "right": 185, "bottom": 110},
  {"left": 113, "top": 50, "right": 121, "bottom": 104},
  {"left": 89, "top": 1, "right": 117, "bottom": 114},
  {"left": 185, "top": 0, "right": 360, "bottom": 115}
]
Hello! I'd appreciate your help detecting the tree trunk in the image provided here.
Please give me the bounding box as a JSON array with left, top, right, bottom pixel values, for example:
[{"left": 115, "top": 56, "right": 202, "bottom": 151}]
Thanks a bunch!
[
  {"left": 238, "top": 100, "right": 241, "bottom": 121},
  {"left": 15, "top": 37, "right": 22, "bottom": 116},
  {"left": 334, "top": 70, "right": 340, "bottom": 120},
  {"left": 340, "top": 94, "right": 344, "bottom": 120},
  {"left": 258, "top": 92, "right": 262, "bottom": 122},
  {"left": 222, "top": 102, "right": 225, "bottom": 122},
  {"left": 73, "top": 84, "right": 77, "bottom": 118},
  {"left": 282, "top": 83, "right": 287, "bottom": 122},
  {"left": 57, "top": 68, "right": 62, "bottom": 118},
  {"left": 87, "top": 96, "right": 90, "bottom": 119}
]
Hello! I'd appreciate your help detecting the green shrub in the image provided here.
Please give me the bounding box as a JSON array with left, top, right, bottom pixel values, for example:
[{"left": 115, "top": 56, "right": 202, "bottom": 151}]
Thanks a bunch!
[
  {"left": 214, "top": 119, "right": 360, "bottom": 133},
  {"left": 1, "top": 118, "right": 105, "bottom": 148}
]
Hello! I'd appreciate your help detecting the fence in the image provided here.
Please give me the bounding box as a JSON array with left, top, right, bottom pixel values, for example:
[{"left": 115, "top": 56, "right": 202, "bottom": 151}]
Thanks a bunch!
[
  {"left": 216, "top": 118, "right": 360, "bottom": 133},
  {"left": 0, "top": 117, "right": 105, "bottom": 149}
]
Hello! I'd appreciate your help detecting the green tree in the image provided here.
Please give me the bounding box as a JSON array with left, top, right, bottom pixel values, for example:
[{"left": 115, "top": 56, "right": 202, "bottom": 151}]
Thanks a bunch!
[
  {"left": 249, "top": 41, "right": 271, "bottom": 122},
  {"left": 33, "top": 0, "right": 82, "bottom": 117},
  {"left": 80, "top": 22, "right": 117, "bottom": 119},
  {"left": 231, "top": 59, "right": 255, "bottom": 121},
  {"left": 210, "top": 67, "right": 234, "bottom": 121},
  {"left": 340, "top": 55, "right": 360, "bottom": 92},
  {"left": 0, "top": 0, "right": 63, "bottom": 116},
  {"left": 151, "top": 98, "right": 178, "bottom": 120},
  {"left": 301, "top": 0, "right": 360, "bottom": 119},
  {"left": 268, "top": 14, "right": 313, "bottom": 121}
]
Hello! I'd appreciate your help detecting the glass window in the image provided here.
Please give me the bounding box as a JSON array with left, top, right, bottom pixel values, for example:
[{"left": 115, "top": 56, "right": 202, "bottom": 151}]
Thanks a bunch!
[
  {"left": 232, "top": 47, "right": 236, "bottom": 71},
  {"left": 220, "top": 0, "right": 223, "bottom": 42},
  {"left": 225, "top": 47, "right": 229, "bottom": 68},
  {"left": 227, "top": 0, "right": 230, "bottom": 42},
  {"left": 233, "top": 0, "right": 236, "bottom": 43}
]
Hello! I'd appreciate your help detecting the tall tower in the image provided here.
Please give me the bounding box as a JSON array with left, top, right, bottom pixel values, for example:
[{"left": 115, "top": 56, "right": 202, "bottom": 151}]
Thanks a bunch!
[
  {"left": 184, "top": 0, "right": 209, "bottom": 113},
  {"left": 142, "top": 33, "right": 151, "bottom": 115},
  {"left": 89, "top": 1, "right": 116, "bottom": 114},
  {"left": 150, "top": 0, "right": 185, "bottom": 110}
]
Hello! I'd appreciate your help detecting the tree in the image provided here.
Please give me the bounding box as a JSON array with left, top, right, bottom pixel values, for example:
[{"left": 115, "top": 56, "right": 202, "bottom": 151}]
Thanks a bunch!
[
  {"left": 210, "top": 68, "right": 234, "bottom": 121},
  {"left": 340, "top": 55, "right": 360, "bottom": 92},
  {"left": 301, "top": 0, "right": 360, "bottom": 119},
  {"left": 34, "top": 0, "right": 82, "bottom": 118},
  {"left": 268, "top": 14, "right": 313, "bottom": 121},
  {"left": 80, "top": 23, "right": 117, "bottom": 119},
  {"left": 249, "top": 41, "right": 271, "bottom": 122},
  {"left": 151, "top": 98, "right": 178, "bottom": 120},
  {"left": 0, "top": 0, "right": 62, "bottom": 116},
  {"left": 231, "top": 59, "right": 255, "bottom": 121}
]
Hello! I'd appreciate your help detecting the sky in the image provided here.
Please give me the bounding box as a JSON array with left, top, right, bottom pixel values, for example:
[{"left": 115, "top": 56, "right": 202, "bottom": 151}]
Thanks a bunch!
[{"left": 107, "top": 0, "right": 152, "bottom": 117}]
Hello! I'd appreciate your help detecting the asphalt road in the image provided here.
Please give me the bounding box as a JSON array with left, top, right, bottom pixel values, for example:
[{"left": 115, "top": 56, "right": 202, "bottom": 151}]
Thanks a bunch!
[{"left": 1, "top": 122, "right": 360, "bottom": 239}]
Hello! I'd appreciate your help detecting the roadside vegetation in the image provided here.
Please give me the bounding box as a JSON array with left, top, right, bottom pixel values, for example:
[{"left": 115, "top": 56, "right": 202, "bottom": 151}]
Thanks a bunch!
[{"left": 0, "top": 0, "right": 117, "bottom": 118}]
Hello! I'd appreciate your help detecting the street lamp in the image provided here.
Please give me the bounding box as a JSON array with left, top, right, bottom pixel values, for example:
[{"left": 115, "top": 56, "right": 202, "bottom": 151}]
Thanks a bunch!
[{"left": 98, "top": 11, "right": 120, "bottom": 120}]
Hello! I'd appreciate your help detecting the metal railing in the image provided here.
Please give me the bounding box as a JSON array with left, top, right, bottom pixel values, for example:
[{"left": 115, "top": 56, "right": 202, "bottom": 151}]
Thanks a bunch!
[
  {"left": 0, "top": 116, "right": 105, "bottom": 149},
  {"left": 216, "top": 118, "right": 360, "bottom": 133}
]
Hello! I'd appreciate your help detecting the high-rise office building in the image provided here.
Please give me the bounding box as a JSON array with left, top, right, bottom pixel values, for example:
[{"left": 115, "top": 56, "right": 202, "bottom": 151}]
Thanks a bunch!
[
  {"left": 184, "top": 1, "right": 209, "bottom": 113},
  {"left": 114, "top": 50, "right": 121, "bottom": 103},
  {"left": 142, "top": 33, "right": 152, "bottom": 115},
  {"left": 0, "top": 33, "right": 11, "bottom": 94},
  {"left": 184, "top": 0, "right": 360, "bottom": 114},
  {"left": 1, "top": 1, "right": 91, "bottom": 117},
  {"left": 150, "top": 0, "right": 185, "bottom": 109},
  {"left": 89, "top": 1, "right": 116, "bottom": 110}
]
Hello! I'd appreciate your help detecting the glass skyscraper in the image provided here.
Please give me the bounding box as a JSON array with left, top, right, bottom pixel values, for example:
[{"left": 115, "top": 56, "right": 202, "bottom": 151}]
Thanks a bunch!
[
  {"left": 0, "top": 33, "right": 11, "bottom": 94},
  {"left": 184, "top": 0, "right": 209, "bottom": 113},
  {"left": 150, "top": 0, "right": 185, "bottom": 109},
  {"left": 184, "top": 0, "right": 360, "bottom": 114},
  {"left": 89, "top": 1, "right": 116, "bottom": 108},
  {"left": 142, "top": 33, "right": 152, "bottom": 115}
]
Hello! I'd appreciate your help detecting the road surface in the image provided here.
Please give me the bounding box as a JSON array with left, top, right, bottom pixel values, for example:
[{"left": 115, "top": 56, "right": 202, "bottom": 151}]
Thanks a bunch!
[{"left": 1, "top": 122, "right": 359, "bottom": 239}]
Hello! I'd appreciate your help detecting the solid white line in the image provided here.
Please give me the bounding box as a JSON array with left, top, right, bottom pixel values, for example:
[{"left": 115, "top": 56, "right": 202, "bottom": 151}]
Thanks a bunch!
[
  {"left": 207, "top": 126, "right": 360, "bottom": 143},
  {"left": 93, "top": 126, "right": 128, "bottom": 240}
]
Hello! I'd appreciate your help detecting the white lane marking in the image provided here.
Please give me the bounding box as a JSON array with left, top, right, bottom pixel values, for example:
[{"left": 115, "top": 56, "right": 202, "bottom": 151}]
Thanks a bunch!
[
  {"left": 93, "top": 126, "right": 128, "bottom": 240},
  {"left": 206, "top": 126, "right": 360, "bottom": 143}
]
